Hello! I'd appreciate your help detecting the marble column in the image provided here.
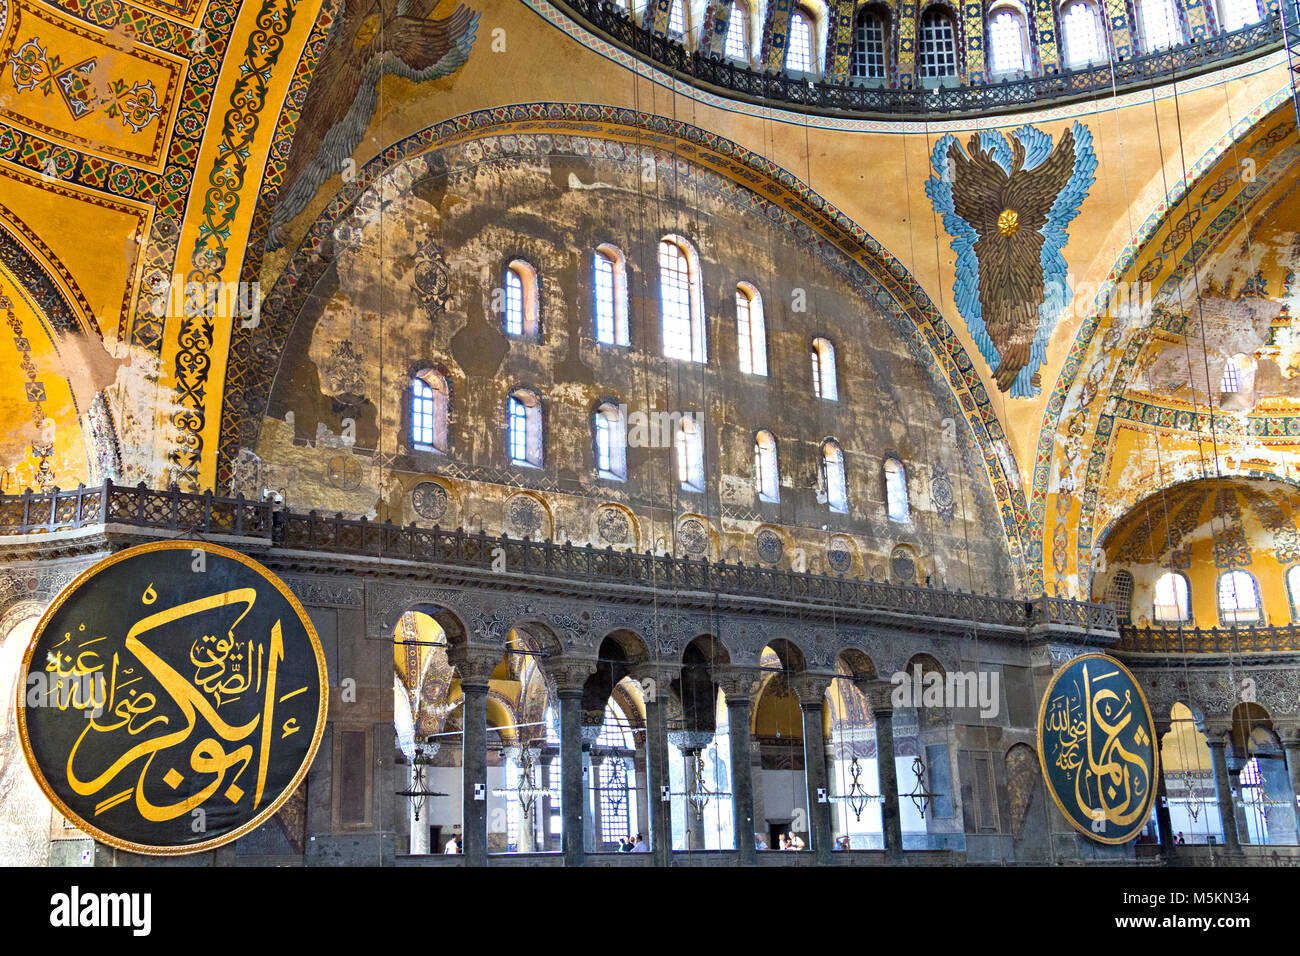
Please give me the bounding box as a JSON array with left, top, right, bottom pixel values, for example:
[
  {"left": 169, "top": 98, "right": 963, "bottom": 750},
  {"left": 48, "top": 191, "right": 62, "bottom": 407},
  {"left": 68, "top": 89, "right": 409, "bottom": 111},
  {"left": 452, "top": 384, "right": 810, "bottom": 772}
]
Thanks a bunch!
[
  {"left": 1153, "top": 719, "right": 1175, "bottom": 854},
  {"left": 635, "top": 665, "right": 674, "bottom": 865},
  {"left": 717, "top": 667, "right": 760, "bottom": 864},
  {"left": 1281, "top": 732, "right": 1300, "bottom": 837},
  {"left": 446, "top": 645, "right": 499, "bottom": 867},
  {"left": 1206, "top": 732, "right": 1241, "bottom": 851},
  {"left": 794, "top": 674, "right": 834, "bottom": 863},
  {"left": 866, "top": 681, "right": 904, "bottom": 863},
  {"left": 582, "top": 724, "right": 603, "bottom": 851},
  {"left": 549, "top": 657, "right": 597, "bottom": 867}
]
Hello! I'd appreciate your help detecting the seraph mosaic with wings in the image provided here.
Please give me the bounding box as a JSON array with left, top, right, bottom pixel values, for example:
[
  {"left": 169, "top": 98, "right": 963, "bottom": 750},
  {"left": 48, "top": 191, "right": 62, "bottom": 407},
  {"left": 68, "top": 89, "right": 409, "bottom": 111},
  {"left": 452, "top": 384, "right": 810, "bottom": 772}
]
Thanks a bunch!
[{"left": 925, "top": 121, "right": 1097, "bottom": 399}]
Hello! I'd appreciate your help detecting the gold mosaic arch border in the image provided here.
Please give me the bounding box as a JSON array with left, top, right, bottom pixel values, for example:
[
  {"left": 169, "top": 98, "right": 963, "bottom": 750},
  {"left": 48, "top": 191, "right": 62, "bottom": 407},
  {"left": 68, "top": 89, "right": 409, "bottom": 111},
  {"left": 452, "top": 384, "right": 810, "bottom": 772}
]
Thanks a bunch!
[
  {"left": 15, "top": 539, "right": 329, "bottom": 856},
  {"left": 225, "top": 104, "right": 1032, "bottom": 577},
  {"left": 1035, "top": 652, "right": 1159, "bottom": 846}
]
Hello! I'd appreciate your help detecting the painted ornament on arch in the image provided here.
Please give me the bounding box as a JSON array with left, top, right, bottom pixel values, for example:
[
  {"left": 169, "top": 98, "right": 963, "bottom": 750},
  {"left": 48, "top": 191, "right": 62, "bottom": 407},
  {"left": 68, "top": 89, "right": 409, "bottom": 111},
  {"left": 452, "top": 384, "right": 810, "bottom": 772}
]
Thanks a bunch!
[{"left": 925, "top": 121, "right": 1097, "bottom": 398}]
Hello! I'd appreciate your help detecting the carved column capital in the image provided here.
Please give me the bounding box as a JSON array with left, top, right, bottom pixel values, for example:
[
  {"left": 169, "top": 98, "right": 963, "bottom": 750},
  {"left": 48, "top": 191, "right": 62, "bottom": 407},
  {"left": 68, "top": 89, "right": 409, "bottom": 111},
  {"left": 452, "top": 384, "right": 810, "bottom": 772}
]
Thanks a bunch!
[
  {"left": 446, "top": 645, "right": 501, "bottom": 688},
  {"left": 545, "top": 656, "right": 598, "bottom": 696},
  {"left": 862, "top": 679, "right": 897, "bottom": 717},
  {"left": 790, "top": 673, "right": 834, "bottom": 708},
  {"left": 714, "top": 666, "right": 761, "bottom": 704}
]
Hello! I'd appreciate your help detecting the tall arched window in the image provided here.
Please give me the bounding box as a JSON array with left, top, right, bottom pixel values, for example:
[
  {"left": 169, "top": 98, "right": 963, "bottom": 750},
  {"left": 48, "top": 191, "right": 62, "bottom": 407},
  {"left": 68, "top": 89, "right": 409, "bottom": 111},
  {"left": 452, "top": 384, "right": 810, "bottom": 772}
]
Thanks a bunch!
[
  {"left": 1218, "top": 0, "right": 1260, "bottom": 30},
  {"left": 884, "top": 458, "right": 909, "bottom": 522},
  {"left": 1218, "top": 569, "right": 1262, "bottom": 625},
  {"left": 507, "top": 387, "right": 543, "bottom": 468},
  {"left": 735, "top": 282, "right": 767, "bottom": 376},
  {"left": 851, "top": 8, "right": 888, "bottom": 78},
  {"left": 594, "top": 401, "right": 627, "bottom": 481},
  {"left": 988, "top": 5, "right": 1029, "bottom": 74},
  {"left": 1288, "top": 565, "right": 1300, "bottom": 621},
  {"left": 658, "top": 236, "right": 706, "bottom": 363},
  {"left": 822, "top": 439, "right": 848, "bottom": 513},
  {"left": 593, "top": 245, "right": 629, "bottom": 346},
  {"left": 1137, "top": 0, "right": 1182, "bottom": 50},
  {"left": 1061, "top": 0, "right": 1105, "bottom": 67},
  {"left": 754, "top": 430, "right": 779, "bottom": 503},
  {"left": 918, "top": 7, "right": 958, "bottom": 78},
  {"left": 811, "top": 337, "right": 838, "bottom": 400},
  {"left": 668, "top": 0, "right": 686, "bottom": 37},
  {"left": 504, "top": 259, "right": 539, "bottom": 337},
  {"left": 786, "top": 9, "right": 815, "bottom": 72},
  {"left": 725, "top": 1, "right": 749, "bottom": 58},
  {"left": 1153, "top": 571, "right": 1191, "bottom": 623},
  {"left": 1105, "top": 569, "right": 1134, "bottom": 625},
  {"left": 676, "top": 414, "right": 705, "bottom": 492},
  {"left": 410, "top": 370, "right": 449, "bottom": 452}
]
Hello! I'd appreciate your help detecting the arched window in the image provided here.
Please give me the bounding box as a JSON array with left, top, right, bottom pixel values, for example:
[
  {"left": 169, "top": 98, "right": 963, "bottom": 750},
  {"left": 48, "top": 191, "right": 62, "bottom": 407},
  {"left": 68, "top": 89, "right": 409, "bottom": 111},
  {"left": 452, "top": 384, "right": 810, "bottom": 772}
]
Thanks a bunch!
[
  {"left": 735, "top": 282, "right": 767, "bottom": 376},
  {"left": 754, "top": 430, "right": 779, "bottom": 503},
  {"left": 658, "top": 236, "right": 706, "bottom": 363},
  {"left": 822, "top": 439, "right": 848, "bottom": 513},
  {"left": 1288, "top": 565, "right": 1300, "bottom": 621},
  {"left": 504, "top": 259, "right": 539, "bottom": 337},
  {"left": 1137, "top": 0, "right": 1182, "bottom": 50},
  {"left": 1218, "top": 569, "right": 1262, "bottom": 625},
  {"left": 786, "top": 9, "right": 815, "bottom": 72},
  {"left": 725, "top": 1, "right": 749, "bottom": 59},
  {"left": 676, "top": 414, "right": 705, "bottom": 492},
  {"left": 918, "top": 7, "right": 958, "bottom": 78},
  {"left": 668, "top": 0, "right": 686, "bottom": 37},
  {"left": 1061, "top": 0, "right": 1105, "bottom": 67},
  {"left": 1218, "top": 0, "right": 1260, "bottom": 30},
  {"left": 851, "top": 8, "right": 888, "bottom": 78},
  {"left": 1153, "top": 571, "right": 1191, "bottom": 623},
  {"left": 1105, "top": 569, "right": 1134, "bottom": 625},
  {"left": 507, "top": 387, "right": 543, "bottom": 468},
  {"left": 884, "top": 458, "right": 909, "bottom": 522},
  {"left": 410, "top": 370, "right": 449, "bottom": 452},
  {"left": 594, "top": 401, "right": 627, "bottom": 481},
  {"left": 811, "top": 337, "right": 838, "bottom": 400},
  {"left": 988, "top": 5, "right": 1029, "bottom": 74},
  {"left": 593, "top": 245, "right": 629, "bottom": 346}
]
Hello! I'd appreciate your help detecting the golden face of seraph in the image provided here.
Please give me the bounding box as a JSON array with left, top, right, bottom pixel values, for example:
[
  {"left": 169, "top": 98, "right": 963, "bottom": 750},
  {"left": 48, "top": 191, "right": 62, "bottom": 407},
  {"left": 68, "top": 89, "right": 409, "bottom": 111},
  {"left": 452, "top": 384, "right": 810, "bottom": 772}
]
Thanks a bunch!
[
  {"left": 997, "top": 208, "right": 1019, "bottom": 236},
  {"left": 16, "top": 541, "right": 327, "bottom": 855},
  {"left": 354, "top": 13, "right": 381, "bottom": 50}
]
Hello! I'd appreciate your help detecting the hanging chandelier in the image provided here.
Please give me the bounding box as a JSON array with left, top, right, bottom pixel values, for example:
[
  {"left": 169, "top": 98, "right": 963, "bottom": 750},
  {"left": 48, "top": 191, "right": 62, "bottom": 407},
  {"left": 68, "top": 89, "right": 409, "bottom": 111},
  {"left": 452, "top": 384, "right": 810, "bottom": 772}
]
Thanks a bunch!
[
  {"left": 828, "top": 756, "right": 884, "bottom": 821},
  {"left": 396, "top": 744, "right": 447, "bottom": 821}
]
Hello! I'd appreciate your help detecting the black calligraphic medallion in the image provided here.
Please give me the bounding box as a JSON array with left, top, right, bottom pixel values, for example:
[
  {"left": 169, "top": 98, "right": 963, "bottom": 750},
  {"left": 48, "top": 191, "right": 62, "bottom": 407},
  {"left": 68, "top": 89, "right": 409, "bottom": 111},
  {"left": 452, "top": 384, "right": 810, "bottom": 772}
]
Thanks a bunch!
[
  {"left": 17, "top": 541, "right": 327, "bottom": 855},
  {"left": 1036, "top": 654, "right": 1158, "bottom": 845}
]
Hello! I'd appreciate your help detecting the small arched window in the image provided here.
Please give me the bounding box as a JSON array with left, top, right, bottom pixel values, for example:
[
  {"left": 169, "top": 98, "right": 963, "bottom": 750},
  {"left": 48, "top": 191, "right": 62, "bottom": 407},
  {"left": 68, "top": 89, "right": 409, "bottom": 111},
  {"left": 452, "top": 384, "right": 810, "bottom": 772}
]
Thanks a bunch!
[
  {"left": 1137, "top": 0, "right": 1182, "bottom": 50},
  {"left": 884, "top": 458, "right": 909, "bottom": 522},
  {"left": 504, "top": 260, "right": 539, "bottom": 337},
  {"left": 786, "top": 9, "right": 816, "bottom": 73},
  {"left": 725, "top": 1, "right": 749, "bottom": 59},
  {"left": 1153, "top": 571, "right": 1191, "bottom": 623},
  {"left": 988, "top": 6, "right": 1029, "bottom": 74},
  {"left": 658, "top": 236, "right": 706, "bottom": 363},
  {"left": 507, "top": 387, "right": 543, "bottom": 468},
  {"left": 1105, "top": 569, "right": 1134, "bottom": 625},
  {"left": 676, "top": 414, "right": 705, "bottom": 492},
  {"left": 1218, "top": 0, "right": 1260, "bottom": 30},
  {"left": 822, "top": 440, "right": 848, "bottom": 513},
  {"left": 754, "top": 430, "right": 779, "bottom": 503},
  {"left": 1061, "top": 0, "right": 1105, "bottom": 67},
  {"left": 668, "top": 0, "right": 686, "bottom": 37},
  {"left": 593, "top": 245, "right": 629, "bottom": 346},
  {"left": 735, "top": 283, "right": 767, "bottom": 376},
  {"left": 918, "top": 7, "right": 958, "bottom": 78},
  {"left": 1218, "top": 569, "right": 1262, "bottom": 625},
  {"left": 1288, "top": 565, "right": 1300, "bottom": 621},
  {"left": 851, "top": 8, "right": 887, "bottom": 78},
  {"left": 811, "top": 337, "right": 838, "bottom": 400},
  {"left": 594, "top": 401, "right": 627, "bottom": 481},
  {"left": 411, "top": 370, "right": 450, "bottom": 452}
]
